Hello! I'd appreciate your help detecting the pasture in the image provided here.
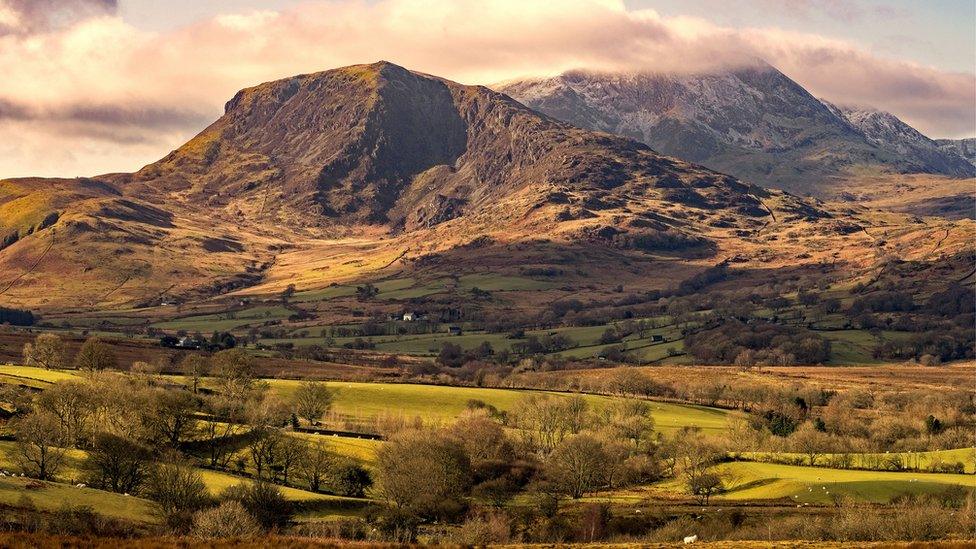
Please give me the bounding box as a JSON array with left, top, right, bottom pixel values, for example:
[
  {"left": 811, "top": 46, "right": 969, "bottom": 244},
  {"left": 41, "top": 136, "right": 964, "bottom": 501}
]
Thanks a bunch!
[
  {"left": 260, "top": 379, "right": 736, "bottom": 435},
  {"left": 713, "top": 461, "right": 976, "bottom": 504},
  {"left": 0, "top": 476, "right": 155, "bottom": 523}
]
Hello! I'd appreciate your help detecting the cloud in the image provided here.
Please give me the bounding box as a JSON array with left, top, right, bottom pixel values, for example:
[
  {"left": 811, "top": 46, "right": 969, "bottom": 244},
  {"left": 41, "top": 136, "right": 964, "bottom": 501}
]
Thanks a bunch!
[
  {"left": 0, "top": 0, "right": 117, "bottom": 34},
  {"left": 751, "top": 0, "right": 902, "bottom": 21},
  {"left": 0, "top": 0, "right": 972, "bottom": 178}
]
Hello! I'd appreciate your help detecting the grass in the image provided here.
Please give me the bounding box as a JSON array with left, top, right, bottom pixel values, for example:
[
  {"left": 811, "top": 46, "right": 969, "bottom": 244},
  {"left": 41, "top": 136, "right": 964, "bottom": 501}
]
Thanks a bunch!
[
  {"left": 712, "top": 461, "right": 976, "bottom": 504},
  {"left": 288, "top": 432, "right": 381, "bottom": 466},
  {"left": 456, "top": 273, "right": 557, "bottom": 292},
  {"left": 291, "top": 273, "right": 556, "bottom": 303},
  {"left": 0, "top": 364, "right": 737, "bottom": 436},
  {"left": 261, "top": 379, "right": 735, "bottom": 435},
  {"left": 261, "top": 316, "right": 677, "bottom": 358},
  {"left": 735, "top": 448, "right": 976, "bottom": 474},
  {"left": 0, "top": 439, "right": 353, "bottom": 512},
  {"left": 151, "top": 305, "right": 291, "bottom": 332},
  {"left": 647, "top": 460, "right": 976, "bottom": 504},
  {"left": 0, "top": 476, "right": 155, "bottom": 522},
  {"left": 0, "top": 365, "right": 79, "bottom": 383},
  {"left": 294, "top": 277, "right": 417, "bottom": 302},
  {"left": 820, "top": 330, "right": 915, "bottom": 365}
]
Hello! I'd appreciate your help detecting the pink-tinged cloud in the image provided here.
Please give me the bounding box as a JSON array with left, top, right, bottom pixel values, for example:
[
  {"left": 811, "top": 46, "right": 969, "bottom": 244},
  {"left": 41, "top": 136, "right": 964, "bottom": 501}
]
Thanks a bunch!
[{"left": 0, "top": 0, "right": 972, "bottom": 179}]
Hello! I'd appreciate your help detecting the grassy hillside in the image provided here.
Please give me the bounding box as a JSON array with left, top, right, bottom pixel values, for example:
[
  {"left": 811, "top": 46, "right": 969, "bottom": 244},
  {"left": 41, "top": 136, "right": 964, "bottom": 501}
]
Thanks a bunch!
[{"left": 0, "top": 476, "right": 155, "bottom": 522}]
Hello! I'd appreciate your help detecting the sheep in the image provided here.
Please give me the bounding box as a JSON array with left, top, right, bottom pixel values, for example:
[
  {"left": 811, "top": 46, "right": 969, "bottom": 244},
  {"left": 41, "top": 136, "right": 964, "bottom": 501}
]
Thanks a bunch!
[{"left": 683, "top": 534, "right": 698, "bottom": 544}]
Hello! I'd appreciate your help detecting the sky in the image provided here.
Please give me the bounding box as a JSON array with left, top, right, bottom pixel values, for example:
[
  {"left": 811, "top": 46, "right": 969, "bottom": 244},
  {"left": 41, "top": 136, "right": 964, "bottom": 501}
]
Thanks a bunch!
[{"left": 0, "top": 0, "right": 973, "bottom": 178}]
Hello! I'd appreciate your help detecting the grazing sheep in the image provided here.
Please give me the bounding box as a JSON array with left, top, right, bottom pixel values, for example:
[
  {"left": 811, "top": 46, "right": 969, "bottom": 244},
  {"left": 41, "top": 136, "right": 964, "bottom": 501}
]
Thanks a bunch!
[{"left": 684, "top": 534, "right": 698, "bottom": 544}]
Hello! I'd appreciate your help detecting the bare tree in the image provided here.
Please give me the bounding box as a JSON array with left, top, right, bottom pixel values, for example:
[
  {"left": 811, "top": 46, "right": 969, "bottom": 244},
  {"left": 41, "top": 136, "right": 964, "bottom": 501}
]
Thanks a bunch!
[
  {"left": 140, "top": 389, "right": 199, "bottom": 448},
  {"left": 22, "top": 333, "right": 65, "bottom": 370},
  {"left": 790, "top": 422, "right": 833, "bottom": 466},
  {"left": 376, "top": 430, "right": 472, "bottom": 519},
  {"left": 674, "top": 430, "right": 726, "bottom": 505},
  {"left": 144, "top": 456, "right": 210, "bottom": 533},
  {"left": 544, "top": 434, "right": 609, "bottom": 498},
  {"left": 597, "top": 400, "right": 656, "bottom": 452},
  {"left": 212, "top": 348, "right": 258, "bottom": 403},
  {"left": 247, "top": 428, "right": 282, "bottom": 480},
  {"left": 10, "top": 411, "right": 66, "bottom": 480},
  {"left": 275, "top": 436, "right": 306, "bottom": 485},
  {"left": 689, "top": 472, "right": 724, "bottom": 505},
  {"left": 447, "top": 413, "right": 514, "bottom": 463},
  {"left": 512, "top": 395, "right": 586, "bottom": 455},
  {"left": 74, "top": 337, "right": 117, "bottom": 371},
  {"left": 180, "top": 354, "right": 210, "bottom": 394},
  {"left": 199, "top": 393, "right": 244, "bottom": 468},
  {"left": 296, "top": 442, "right": 334, "bottom": 492},
  {"left": 83, "top": 432, "right": 151, "bottom": 493},
  {"left": 292, "top": 381, "right": 334, "bottom": 426},
  {"left": 192, "top": 501, "right": 261, "bottom": 538},
  {"left": 35, "top": 381, "right": 97, "bottom": 447}
]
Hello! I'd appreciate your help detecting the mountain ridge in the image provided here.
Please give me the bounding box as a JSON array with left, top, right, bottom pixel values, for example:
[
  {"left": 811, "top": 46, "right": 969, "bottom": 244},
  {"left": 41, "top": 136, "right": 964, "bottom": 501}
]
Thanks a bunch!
[
  {"left": 0, "top": 61, "right": 969, "bottom": 312},
  {"left": 496, "top": 64, "right": 974, "bottom": 194}
]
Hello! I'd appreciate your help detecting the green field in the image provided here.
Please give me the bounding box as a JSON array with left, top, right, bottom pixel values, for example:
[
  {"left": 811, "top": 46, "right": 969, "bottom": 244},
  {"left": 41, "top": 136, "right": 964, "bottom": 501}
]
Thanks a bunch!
[
  {"left": 0, "top": 476, "right": 155, "bottom": 522},
  {"left": 261, "top": 379, "right": 735, "bottom": 435},
  {"left": 292, "top": 274, "right": 557, "bottom": 304},
  {"left": 151, "top": 305, "right": 292, "bottom": 332},
  {"left": 714, "top": 461, "right": 976, "bottom": 503},
  {"left": 0, "top": 365, "right": 81, "bottom": 383},
  {"left": 289, "top": 432, "right": 381, "bottom": 466},
  {"left": 261, "top": 317, "right": 679, "bottom": 361},
  {"left": 0, "top": 366, "right": 731, "bottom": 437},
  {"left": 820, "top": 330, "right": 915, "bottom": 365},
  {"left": 456, "top": 273, "right": 557, "bottom": 292},
  {"left": 735, "top": 448, "right": 976, "bottom": 474},
  {"left": 294, "top": 277, "right": 419, "bottom": 302}
]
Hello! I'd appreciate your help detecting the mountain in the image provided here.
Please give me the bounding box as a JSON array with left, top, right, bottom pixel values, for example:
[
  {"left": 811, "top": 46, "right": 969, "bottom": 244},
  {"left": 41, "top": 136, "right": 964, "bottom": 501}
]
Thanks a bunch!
[
  {"left": 935, "top": 138, "right": 976, "bottom": 167},
  {"left": 0, "top": 62, "right": 965, "bottom": 312},
  {"left": 117, "top": 61, "right": 800, "bottom": 234},
  {"left": 496, "top": 64, "right": 975, "bottom": 194}
]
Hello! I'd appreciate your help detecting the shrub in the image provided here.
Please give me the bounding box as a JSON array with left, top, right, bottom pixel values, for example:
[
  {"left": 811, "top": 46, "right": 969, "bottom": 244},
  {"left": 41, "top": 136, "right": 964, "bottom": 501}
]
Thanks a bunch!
[
  {"left": 143, "top": 459, "right": 210, "bottom": 533},
  {"left": 192, "top": 501, "right": 261, "bottom": 538},
  {"left": 331, "top": 463, "right": 373, "bottom": 497},
  {"left": 222, "top": 481, "right": 293, "bottom": 531}
]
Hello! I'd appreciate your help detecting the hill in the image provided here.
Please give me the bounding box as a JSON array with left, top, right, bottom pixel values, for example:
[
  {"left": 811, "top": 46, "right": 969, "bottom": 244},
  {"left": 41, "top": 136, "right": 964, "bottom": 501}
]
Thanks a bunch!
[{"left": 496, "top": 63, "right": 974, "bottom": 195}]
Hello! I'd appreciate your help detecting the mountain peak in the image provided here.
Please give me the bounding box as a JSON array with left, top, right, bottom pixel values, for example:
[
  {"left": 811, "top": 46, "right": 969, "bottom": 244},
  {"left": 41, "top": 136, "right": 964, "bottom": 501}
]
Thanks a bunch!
[{"left": 498, "top": 66, "right": 975, "bottom": 192}]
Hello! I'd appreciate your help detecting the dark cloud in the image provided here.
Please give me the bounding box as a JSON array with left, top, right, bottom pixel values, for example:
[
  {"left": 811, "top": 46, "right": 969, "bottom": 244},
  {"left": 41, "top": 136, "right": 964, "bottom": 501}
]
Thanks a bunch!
[
  {"left": 0, "top": 96, "right": 213, "bottom": 143},
  {"left": 0, "top": 0, "right": 118, "bottom": 34}
]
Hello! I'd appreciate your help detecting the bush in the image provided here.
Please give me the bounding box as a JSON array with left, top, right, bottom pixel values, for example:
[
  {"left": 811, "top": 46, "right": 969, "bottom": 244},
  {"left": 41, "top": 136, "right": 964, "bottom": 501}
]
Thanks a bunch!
[
  {"left": 453, "top": 512, "right": 513, "bottom": 545},
  {"left": 222, "top": 481, "right": 293, "bottom": 532},
  {"left": 685, "top": 319, "right": 830, "bottom": 365},
  {"left": 143, "top": 459, "right": 211, "bottom": 533},
  {"left": 331, "top": 463, "right": 373, "bottom": 497},
  {"left": 192, "top": 501, "right": 261, "bottom": 538}
]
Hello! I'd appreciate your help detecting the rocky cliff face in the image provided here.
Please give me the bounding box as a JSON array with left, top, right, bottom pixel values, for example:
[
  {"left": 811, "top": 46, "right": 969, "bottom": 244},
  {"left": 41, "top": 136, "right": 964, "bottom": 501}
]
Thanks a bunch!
[
  {"left": 497, "top": 64, "right": 975, "bottom": 193},
  {"left": 826, "top": 104, "right": 974, "bottom": 176},
  {"left": 935, "top": 138, "right": 976, "bottom": 167},
  {"left": 126, "top": 61, "right": 797, "bottom": 234}
]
